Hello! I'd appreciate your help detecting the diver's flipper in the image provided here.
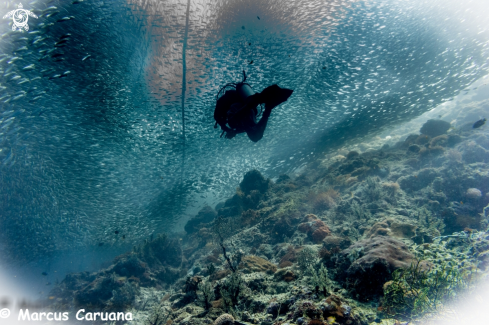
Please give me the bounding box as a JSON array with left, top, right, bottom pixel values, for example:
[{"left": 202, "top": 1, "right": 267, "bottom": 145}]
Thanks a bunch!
[{"left": 260, "top": 84, "right": 294, "bottom": 110}]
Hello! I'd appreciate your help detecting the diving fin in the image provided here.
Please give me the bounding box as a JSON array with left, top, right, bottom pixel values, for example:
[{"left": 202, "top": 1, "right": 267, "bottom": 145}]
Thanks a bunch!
[{"left": 260, "top": 84, "right": 294, "bottom": 110}]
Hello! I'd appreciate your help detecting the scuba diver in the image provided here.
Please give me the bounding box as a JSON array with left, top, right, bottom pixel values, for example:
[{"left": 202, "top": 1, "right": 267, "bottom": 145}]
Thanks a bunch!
[{"left": 214, "top": 71, "right": 293, "bottom": 142}]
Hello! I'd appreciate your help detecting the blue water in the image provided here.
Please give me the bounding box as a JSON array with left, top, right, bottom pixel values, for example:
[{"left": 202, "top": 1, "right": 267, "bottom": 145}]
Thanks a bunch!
[{"left": 0, "top": 0, "right": 488, "bottom": 279}]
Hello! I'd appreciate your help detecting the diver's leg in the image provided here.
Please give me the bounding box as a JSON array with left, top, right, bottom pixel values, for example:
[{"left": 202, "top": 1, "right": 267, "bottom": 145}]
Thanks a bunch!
[{"left": 246, "top": 109, "right": 271, "bottom": 143}]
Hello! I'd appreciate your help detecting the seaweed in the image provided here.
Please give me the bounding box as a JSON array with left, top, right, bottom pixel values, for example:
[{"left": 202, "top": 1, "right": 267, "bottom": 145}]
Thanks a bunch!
[
  {"left": 414, "top": 206, "right": 445, "bottom": 236},
  {"left": 382, "top": 258, "right": 467, "bottom": 321},
  {"left": 349, "top": 200, "right": 370, "bottom": 222},
  {"left": 197, "top": 280, "right": 215, "bottom": 311},
  {"left": 145, "top": 305, "right": 170, "bottom": 325},
  {"left": 308, "top": 264, "right": 333, "bottom": 297},
  {"left": 220, "top": 271, "right": 249, "bottom": 314},
  {"left": 363, "top": 177, "right": 383, "bottom": 202},
  {"left": 297, "top": 246, "right": 318, "bottom": 273}
]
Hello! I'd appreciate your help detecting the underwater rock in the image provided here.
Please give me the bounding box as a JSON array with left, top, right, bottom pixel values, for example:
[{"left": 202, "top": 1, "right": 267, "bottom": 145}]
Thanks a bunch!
[
  {"left": 185, "top": 206, "right": 217, "bottom": 234},
  {"left": 430, "top": 134, "right": 449, "bottom": 147},
  {"left": 298, "top": 214, "right": 331, "bottom": 243},
  {"left": 447, "top": 134, "right": 463, "bottom": 147},
  {"left": 322, "top": 236, "right": 352, "bottom": 251},
  {"left": 466, "top": 188, "right": 482, "bottom": 199},
  {"left": 74, "top": 273, "right": 139, "bottom": 309},
  {"left": 365, "top": 220, "right": 417, "bottom": 239},
  {"left": 240, "top": 169, "right": 271, "bottom": 194},
  {"left": 407, "top": 144, "right": 421, "bottom": 153},
  {"left": 274, "top": 268, "right": 297, "bottom": 282},
  {"left": 112, "top": 255, "right": 147, "bottom": 277},
  {"left": 420, "top": 119, "right": 451, "bottom": 137},
  {"left": 402, "top": 134, "right": 420, "bottom": 148},
  {"left": 210, "top": 269, "right": 231, "bottom": 281},
  {"left": 214, "top": 314, "right": 235, "bottom": 325},
  {"left": 279, "top": 246, "right": 300, "bottom": 268},
  {"left": 239, "top": 255, "right": 277, "bottom": 274},
  {"left": 139, "top": 236, "right": 183, "bottom": 268},
  {"left": 319, "top": 295, "right": 352, "bottom": 319},
  {"left": 397, "top": 168, "right": 439, "bottom": 192},
  {"left": 338, "top": 236, "right": 415, "bottom": 301},
  {"left": 419, "top": 145, "right": 445, "bottom": 159},
  {"left": 462, "top": 142, "right": 489, "bottom": 163},
  {"left": 415, "top": 134, "right": 431, "bottom": 145},
  {"left": 346, "top": 151, "right": 360, "bottom": 159},
  {"left": 271, "top": 215, "right": 298, "bottom": 243}
]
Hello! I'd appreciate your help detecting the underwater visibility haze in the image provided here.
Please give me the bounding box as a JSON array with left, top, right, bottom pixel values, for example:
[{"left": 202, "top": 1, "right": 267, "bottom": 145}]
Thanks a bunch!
[{"left": 1, "top": 0, "right": 489, "bottom": 324}]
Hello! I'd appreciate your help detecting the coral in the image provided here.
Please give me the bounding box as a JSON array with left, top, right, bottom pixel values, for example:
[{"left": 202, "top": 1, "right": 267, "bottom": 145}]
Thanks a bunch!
[
  {"left": 346, "top": 151, "right": 360, "bottom": 159},
  {"left": 240, "top": 209, "right": 260, "bottom": 227},
  {"left": 240, "top": 169, "right": 270, "bottom": 194},
  {"left": 297, "top": 246, "right": 318, "bottom": 272},
  {"left": 338, "top": 236, "right": 415, "bottom": 301},
  {"left": 238, "top": 256, "right": 277, "bottom": 274},
  {"left": 462, "top": 141, "right": 489, "bottom": 163},
  {"left": 219, "top": 272, "right": 249, "bottom": 311},
  {"left": 145, "top": 305, "right": 170, "bottom": 325},
  {"left": 197, "top": 280, "right": 215, "bottom": 310},
  {"left": 319, "top": 295, "right": 352, "bottom": 319},
  {"left": 382, "top": 182, "right": 400, "bottom": 195},
  {"left": 466, "top": 188, "right": 482, "bottom": 199},
  {"left": 445, "top": 149, "right": 462, "bottom": 163},
  {"left": 308, "top": 264, "right": 332, "bottom": 297},
  {"left": 74, "top": 272, "right": 140, "bottom": 310},
  {"left": 419, "top": 119, "right": 451, "bottom": 137},
  {"left": 363, "top": 177, "right": 382, "bottom": 202},
  {"left": 185, "top": 206, "right": 217, "bottom": 234},
  {"left": 415, "top": 134, "right": 431, "bottom": 145},
  {"left": 279, "top": 246, "right": 299, "bottom": 266},
  {"left": 366, "top": 219, "right": 417, "bottom": 239},
  {"left": 322, "top": 236, "right": 352, "bottom": 251},
  {"left": 110, "top": 281, "right": 138, "bottom": 308},
  {"left": 266, "top": 301, "right": 281, "bottom": 318},
  {"left": 430, "top": 134, "right": 448, "bottom": 147},
  {"left": 210, "top": 270, "right": 231, "bottom": 282},
  {"left": 382, "top": 259, "right": 467, "bottom": 321},
  {"left": 274, "top": 268, "right": 297, "bottom": 282},
  {"left": 271, "top": 215, "right": 296, "bottom": 243},
  {"left": 298, "top": 214, "right": 331, "bottom": 243},
  {"left": 307, "top": 190, "right": 339, "bottom": 213},
  {"left": 214, "top": 314, "right": 235, "bottom": 325},
  {"left": 397, "top": 168, "right": 439, "bottom": 192}
]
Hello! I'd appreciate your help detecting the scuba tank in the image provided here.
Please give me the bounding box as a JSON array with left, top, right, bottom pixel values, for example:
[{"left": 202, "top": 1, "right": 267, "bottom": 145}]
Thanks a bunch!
[{"left": 214, "top": 71, "right": 257, "bottom": 133}]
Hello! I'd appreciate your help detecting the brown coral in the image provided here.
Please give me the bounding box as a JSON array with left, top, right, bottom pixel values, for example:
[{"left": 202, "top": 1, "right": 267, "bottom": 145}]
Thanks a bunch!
[
  {"left": 214, "top": 313, "right": 234, "bottom": 325},
  {"left": 298, "top": 214, "right": 331, "bottom": 243},
  {"left": 239, "top": 255, "right": 277, "bottom": 274}
]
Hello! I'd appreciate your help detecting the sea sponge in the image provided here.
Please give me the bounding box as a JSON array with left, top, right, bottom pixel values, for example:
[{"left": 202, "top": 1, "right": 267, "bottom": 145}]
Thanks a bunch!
[
  {"left": 214, "top": 314, "right": 234, "bottom": 325},
  {"left": 466, "top": 188, "right": 482, "bottom": 199}
]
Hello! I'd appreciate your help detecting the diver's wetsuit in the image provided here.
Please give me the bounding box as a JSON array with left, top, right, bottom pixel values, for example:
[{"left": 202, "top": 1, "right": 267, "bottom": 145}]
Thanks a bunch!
[{"left": 214, "top": 85, "right": 293, "bottom": 142}]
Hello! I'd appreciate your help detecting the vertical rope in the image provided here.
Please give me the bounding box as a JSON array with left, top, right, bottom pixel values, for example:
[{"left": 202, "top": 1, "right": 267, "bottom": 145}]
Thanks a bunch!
[
  {"left": 180, "top": 0, "right": 191, "bottom": 181},
  {"left": 181, "top": 0, "right": 191, "bottom": 145}
]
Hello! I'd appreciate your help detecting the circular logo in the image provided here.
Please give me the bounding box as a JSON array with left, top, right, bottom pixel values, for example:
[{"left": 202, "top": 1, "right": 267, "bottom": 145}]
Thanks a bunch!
[
  {"left": 13, "top": 10, "right": 28, "bottom": 27},
  {"left": 0, "top": 308, "right": 10, "bottom": 318}
]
